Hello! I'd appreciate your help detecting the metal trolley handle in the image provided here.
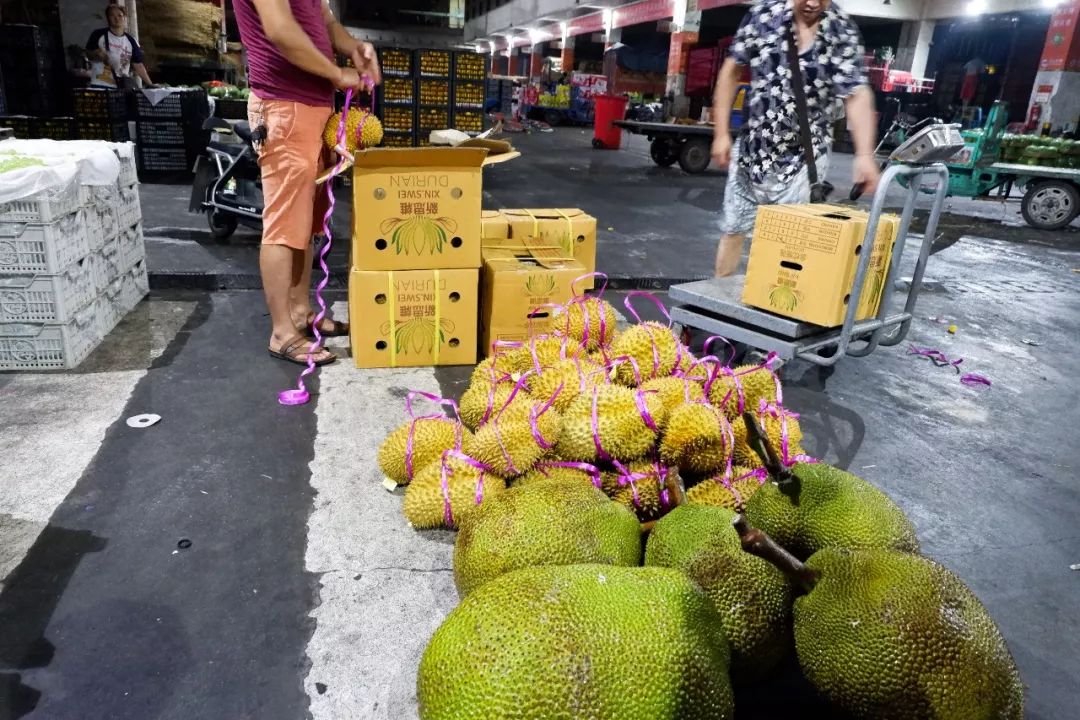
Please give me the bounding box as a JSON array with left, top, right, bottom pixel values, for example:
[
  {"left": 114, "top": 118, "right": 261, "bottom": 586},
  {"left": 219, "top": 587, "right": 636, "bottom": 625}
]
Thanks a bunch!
[{"left": 798, "top": 162, "right": 950, "bottom": 366}]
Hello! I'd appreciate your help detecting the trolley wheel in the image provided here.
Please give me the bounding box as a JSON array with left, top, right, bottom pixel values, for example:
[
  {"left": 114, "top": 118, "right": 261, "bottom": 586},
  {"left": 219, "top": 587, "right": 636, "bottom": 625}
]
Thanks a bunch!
[
  {"left": 650, "top": 138, "right": 679, "bottom": 167},
  {"left": 207, "top": 209, "right": 238, "bottom": 241},
  {"left": 678, "top": 138, "right": 711, "bottom": 174},
  {"left": 1021, "top": 180, "right": 1080, "bottom": 230},
  {"left": 543, "top": 109, "right": 562, "bottom": 127},
  {"left": 592, "top": 138, "right": 605, "bottom": 150}
]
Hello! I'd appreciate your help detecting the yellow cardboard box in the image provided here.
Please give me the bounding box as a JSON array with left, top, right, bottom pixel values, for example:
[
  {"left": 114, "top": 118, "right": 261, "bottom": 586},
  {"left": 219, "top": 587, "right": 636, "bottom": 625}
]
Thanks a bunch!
[
  {"left": 480, "top": 247, "right": 585, "bottom": 356},
  {"left": 352, "top": 147, "right": 488, "bottom": 271},
  {"left": 742, "top": 204, "right": 900, "bottom": 328},
  {"left": 349, "top": 267, "right": 478, "bottom": 368},
  {"left": 481, "top": 210, "right": 509, "bottom": 243},
  {"left": 481, "top": 208, "right": 597, "bottom": 284}
]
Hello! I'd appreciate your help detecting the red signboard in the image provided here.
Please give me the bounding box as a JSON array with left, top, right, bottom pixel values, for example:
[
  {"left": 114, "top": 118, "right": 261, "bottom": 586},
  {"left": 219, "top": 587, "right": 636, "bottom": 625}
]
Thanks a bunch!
[
  {"left": 613, "top": 0, "right": 674, "bottom": 29},
  {"left": 1040, "top": 3, "right": 1080, "bottom": 71}
]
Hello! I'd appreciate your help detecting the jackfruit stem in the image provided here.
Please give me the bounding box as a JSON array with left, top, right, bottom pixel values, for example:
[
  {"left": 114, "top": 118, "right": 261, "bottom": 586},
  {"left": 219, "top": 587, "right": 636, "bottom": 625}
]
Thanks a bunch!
[
  {"left": 734, "top": 515, "right": 819, "bottom": 593},
  {"left": 742, "top": 411, "right": 794, "bottom": 486}
]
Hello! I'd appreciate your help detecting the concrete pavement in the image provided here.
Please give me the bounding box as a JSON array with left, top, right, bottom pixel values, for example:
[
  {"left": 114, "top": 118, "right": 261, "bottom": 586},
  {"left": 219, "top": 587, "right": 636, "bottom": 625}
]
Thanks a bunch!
[{"left": 1, "top": 128, "right": 1079, "bottom": 719}]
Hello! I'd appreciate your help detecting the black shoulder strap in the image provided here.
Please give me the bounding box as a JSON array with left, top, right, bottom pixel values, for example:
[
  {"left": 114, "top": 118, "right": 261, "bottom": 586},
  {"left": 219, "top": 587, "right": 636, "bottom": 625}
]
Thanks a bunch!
[{"left": 785, "top": 24, "right": 819, "bottom": 186}]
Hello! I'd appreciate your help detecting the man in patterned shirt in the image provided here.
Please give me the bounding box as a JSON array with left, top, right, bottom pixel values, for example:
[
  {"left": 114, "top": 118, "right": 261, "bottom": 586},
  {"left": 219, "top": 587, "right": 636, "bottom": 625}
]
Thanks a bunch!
[{"left": 711, "top": 0, "right": 880, "bottom": 276}]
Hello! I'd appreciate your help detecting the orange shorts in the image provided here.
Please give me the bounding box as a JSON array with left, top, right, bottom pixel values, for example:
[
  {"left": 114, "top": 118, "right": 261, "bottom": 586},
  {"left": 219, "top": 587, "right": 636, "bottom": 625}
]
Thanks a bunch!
[{"left": 247, "top": 93, "right": 333, "bottom": 250}]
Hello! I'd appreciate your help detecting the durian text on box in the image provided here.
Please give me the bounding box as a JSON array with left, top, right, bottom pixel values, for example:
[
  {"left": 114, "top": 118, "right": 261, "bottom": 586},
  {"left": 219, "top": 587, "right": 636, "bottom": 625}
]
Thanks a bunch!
[
  {"left": 352, "top": 148, "right": 488, "bottom": 271},
  {"left": 349, "top": 267, "right": 478, "bottom": 368},
  {"left": 742, "top": 204, "right": 900, "bottom": 328}
]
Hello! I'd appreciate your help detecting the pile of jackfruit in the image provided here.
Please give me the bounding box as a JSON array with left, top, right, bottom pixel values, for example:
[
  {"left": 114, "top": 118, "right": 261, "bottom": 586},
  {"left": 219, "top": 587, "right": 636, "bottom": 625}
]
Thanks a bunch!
[{"left": 377, "top": 292, "right": 1025, "bottom": 720}]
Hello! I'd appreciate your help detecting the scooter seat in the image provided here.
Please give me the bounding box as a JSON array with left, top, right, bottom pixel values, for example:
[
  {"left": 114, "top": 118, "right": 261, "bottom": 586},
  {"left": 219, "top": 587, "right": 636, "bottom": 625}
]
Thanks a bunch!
[{"left": 233, "top": 121, "right": 252, "bottom": 143}]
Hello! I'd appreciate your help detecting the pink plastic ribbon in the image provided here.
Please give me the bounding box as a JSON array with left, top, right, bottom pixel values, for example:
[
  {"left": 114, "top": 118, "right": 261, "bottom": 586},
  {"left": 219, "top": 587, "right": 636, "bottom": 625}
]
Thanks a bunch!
[
  {"left": 528, "top": 382, "right": 563, "bottom": 450},
  {"left": 704, "top": 335, "right": 737, "bottom": 367},
  {"left": 961, "top": 373, "right": 992, "bottom": 387},
  {"left": 909, "top": 345, "right": 964, "bottom": 368},
  {"left": 403, "top": 390, "right": 463, "bottom": 482},
  {"left": 635, "top": 390, "right": 659, "bottom": 433},
  {"left": 280, "top": 82, "right": 373, "bottom": 407},
  {"left": 438, "top": 449, "right": 492, "bottom": 527},
  {"left": 590, "top": 386, "right": 609, "bottom": 461},
  {"left": 623, "top": 292, "right": 674, "bottom": 377}
]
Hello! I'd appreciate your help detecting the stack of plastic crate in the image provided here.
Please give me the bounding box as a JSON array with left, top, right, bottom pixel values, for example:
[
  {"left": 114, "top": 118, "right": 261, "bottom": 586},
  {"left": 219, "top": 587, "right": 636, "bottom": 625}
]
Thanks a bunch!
[
  {"left": 82, "top": 144, "right": 147, "bottom": 342},
  {"left": 0, "top": 143, "right": 147, "bottom": 370}
]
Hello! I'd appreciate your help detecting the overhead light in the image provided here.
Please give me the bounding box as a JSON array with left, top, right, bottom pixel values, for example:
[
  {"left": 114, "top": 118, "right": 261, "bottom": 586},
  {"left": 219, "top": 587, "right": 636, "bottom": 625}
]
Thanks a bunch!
[
  {"left": 1044, "top": 0, "right": 1062, "bottom": 7},
  {"left": 966, "top": 0, "right": 986, "bottom": 14},
  {"left": 603, "top": 8, "right": 615, "bottom": 41},
  {"left": 560, "top": 21, "right": 569, "bottom": 44},
  {"left": 673, "top": 0, "right": 688, "bottom": 31},
  {"left": 529, "top": 28, "right": 548, "bottom": 46}
]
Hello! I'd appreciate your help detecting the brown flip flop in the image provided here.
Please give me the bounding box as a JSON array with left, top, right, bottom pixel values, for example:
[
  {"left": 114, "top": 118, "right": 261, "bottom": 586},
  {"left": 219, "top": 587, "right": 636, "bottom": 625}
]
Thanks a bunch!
[
  {"left": 304, "top": 312, "right": 349, "bottom": 338},
  {"left": 269, "top": 334, "right": 337, "bottom": 366}
]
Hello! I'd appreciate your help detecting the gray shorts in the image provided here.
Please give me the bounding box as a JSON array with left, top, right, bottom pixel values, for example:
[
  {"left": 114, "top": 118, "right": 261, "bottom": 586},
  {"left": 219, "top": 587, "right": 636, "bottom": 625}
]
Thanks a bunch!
[{"left": 720, "top": 139, "right": 831, "bottom": 236}]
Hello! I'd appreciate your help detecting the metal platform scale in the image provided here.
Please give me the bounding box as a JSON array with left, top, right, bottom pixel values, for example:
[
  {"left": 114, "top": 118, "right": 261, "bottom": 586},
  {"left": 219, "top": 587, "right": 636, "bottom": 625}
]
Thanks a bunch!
[{"left": 670, "top": 124, "right": 966, "bottom": 367}]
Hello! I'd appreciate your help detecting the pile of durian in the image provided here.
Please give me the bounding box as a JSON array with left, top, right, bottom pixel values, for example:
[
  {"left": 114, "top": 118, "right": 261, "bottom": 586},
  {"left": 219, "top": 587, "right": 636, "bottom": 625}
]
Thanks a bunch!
[{"left": 378, "top": 292, "right": 809, "bottom": 530}]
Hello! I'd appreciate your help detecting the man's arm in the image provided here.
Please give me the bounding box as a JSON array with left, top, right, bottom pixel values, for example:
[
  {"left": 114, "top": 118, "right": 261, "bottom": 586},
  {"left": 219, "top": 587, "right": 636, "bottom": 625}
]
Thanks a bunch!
[
  {"left": 252, "top": 0, "right": 358, "bottom": 88},
  {"left": 320, "top": 0, "right": 381, "bottom": 84},
  {"left": 711, "top": 57, "right": 742, "bottom": 167},
  {"left": 844, "top": 86, "right": 880, "bottom": 195},
  {"left": 133, "top": 62, "right": 152, "bottom": 86}
]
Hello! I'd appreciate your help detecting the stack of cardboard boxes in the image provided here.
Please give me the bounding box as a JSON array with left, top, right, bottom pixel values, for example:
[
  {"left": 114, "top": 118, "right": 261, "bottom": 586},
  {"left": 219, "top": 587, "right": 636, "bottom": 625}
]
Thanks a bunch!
[
  {"left": 346, "top": 146, "right": 598, "bottom": 367},
  {"left": 348, "top": 147, "right": 487, "bottom": 368},
  {"left": 478, "top": 208, "right": 597, "bottom": 353}
]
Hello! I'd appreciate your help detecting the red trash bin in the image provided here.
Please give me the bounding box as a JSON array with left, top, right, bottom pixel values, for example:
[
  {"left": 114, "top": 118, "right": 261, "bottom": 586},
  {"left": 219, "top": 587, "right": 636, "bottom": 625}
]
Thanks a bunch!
[{"left": 592, "top": 94, "right": 629, "bottom": 150}]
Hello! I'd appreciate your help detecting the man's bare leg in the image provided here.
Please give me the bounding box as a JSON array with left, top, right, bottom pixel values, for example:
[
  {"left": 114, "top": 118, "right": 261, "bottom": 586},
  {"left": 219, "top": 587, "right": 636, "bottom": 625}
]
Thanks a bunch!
[
  {"left": 715, "top": 233, "right": 746, "bottom": 277},
  {"left": 263, "top": 243, "right": 332, "bottom": 360},
  {"left": 288, "top": 241, "right": 315, "bottom": 330}
]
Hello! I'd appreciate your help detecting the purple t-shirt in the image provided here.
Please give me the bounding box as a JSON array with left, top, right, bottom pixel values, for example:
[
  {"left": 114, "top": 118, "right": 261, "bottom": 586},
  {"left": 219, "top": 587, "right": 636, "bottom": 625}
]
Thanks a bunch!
[{"left": 234, "top": 0, "right": 335, "bottom": 108}]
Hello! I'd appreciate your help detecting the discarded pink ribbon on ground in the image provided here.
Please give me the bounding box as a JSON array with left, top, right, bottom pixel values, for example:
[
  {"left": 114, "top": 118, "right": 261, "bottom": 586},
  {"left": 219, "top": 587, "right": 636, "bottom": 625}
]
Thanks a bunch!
[
  {"left": 909, "top": 345, "right": 991, "bottom": 387},
  {"left": 960, "top": 373, "right": 992, "bottom": 387}
]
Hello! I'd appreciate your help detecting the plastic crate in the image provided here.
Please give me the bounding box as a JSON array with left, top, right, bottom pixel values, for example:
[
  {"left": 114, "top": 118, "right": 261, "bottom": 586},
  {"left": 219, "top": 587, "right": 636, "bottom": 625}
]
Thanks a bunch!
[
  {"left": 0, "top": 178, "right": 81, "bottom": 224},
  {"left": 0, "top": 115, "right": 36, "bottom": 139},
  {"left": 116, "top": 183, "right": 141, "bottom": 229},
  {"left": 416, "top": 49, "right": 452, "bottom": 79},
  {"left": 382, "top": 131, "right": 415, "bottom": 148},
  {"left": 0, "top": 255, "right": 97, "bottom": 323},
  {"left": 379, "top": 47, "right": 414, "bottom": 78},
  {"left": 453, "top": 80, "right": 485, "bottom": 110},
  {"left": 77, "top": 119, "right": 129, "bottom": 142},
  {"left": 135, "top": 89, "right": 209, "bottom": 120},
  {"left": 0, "top": 211, "right": 91, "bottom": 275},
  {"left": 116, "top": 149, "right": 138, "bottom": 186},
  {"left": 36, "top": 117, "right": 75, "bottom": 141},
  {"left": 102, "top": 258, "right": 147, "bottom": 319},
  {"left": 118, "top": 222, "right": 144, "bottom": 271},
  {"left": 454, "top": 52, "right": 487, "bottom": 82},
  {"left": 380, "top": 77, "right": 415, "bottom": 106},
  {"left": 72, "top": 88, "right": 126, "bottom": 120},
  {"left": 417, "top": 107, "right": 450, "bottom": 132},
  {"left": 136, "top": 120, "right": 186, "bottom": 146},
  {"left": 452, "top": 110, "right": 484, "bottom": 134},
  {"left": 418, "top": 79, "right": 451, "bottom": 107},
  {"left": 381, "top": 106, "right": 415, "bottom": 133},
  {"left": 98, "top": 235, "right": 123, "bottom": 287},
  {"left": 137, "top": 146, "right": 192, "bottom": 172},
  {"left": 0, "top": 300, "right": 101, "bottom": 371}
]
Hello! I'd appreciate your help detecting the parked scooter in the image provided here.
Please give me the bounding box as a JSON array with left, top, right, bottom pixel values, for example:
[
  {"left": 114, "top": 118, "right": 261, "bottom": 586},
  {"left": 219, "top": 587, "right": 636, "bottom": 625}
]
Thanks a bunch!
[{"left": 189, "top": 116, "right": 262, "bottom": 240}]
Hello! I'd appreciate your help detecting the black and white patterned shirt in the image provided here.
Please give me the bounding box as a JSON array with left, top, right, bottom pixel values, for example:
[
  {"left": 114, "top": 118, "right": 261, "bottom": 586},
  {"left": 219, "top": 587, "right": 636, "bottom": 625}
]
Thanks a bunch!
[{"left": 730, "top": 0, "right": 867, "bottom": 185}]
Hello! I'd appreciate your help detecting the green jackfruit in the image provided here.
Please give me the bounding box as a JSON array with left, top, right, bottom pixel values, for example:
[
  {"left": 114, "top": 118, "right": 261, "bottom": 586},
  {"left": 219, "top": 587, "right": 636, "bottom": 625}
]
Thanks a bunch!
[
  {"left": 402, "top": 453, "right": 507, "bottom": 529},
  {"left": 609, "top": 322, "right": 681, "bottom": 385},
  {"left": 377, "top": 417, "right": 468, "bottom": 485},
  {"left": 418, "top": 564, "right": 735, "bottom": 720},
  {"left": 453, "top": 479, "right": 642, "bottom": 596},
  {"left": 556, "top": 385, "right": 666, "bottom": 463},
  {"left": 646, "top": 505, "right": 793, "bottom": 680},
  {"left": 744, "top": 462, "right": 920, "bottom": 559}
]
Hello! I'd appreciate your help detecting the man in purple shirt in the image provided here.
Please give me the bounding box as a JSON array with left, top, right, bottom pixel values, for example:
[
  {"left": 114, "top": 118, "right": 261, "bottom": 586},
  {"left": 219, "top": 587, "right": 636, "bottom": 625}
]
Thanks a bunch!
[{"left": 234, "top": 0, "right": 381, "bottom": 366}]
